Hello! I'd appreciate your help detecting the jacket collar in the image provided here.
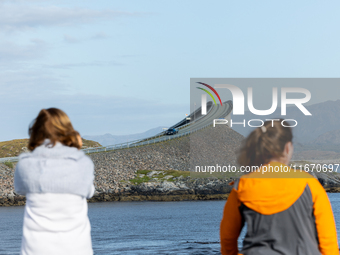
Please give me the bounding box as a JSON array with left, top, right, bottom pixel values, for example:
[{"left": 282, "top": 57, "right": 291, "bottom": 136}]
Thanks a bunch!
[{"left": 19, "top": 139, "right": 84, "bottom": 160}]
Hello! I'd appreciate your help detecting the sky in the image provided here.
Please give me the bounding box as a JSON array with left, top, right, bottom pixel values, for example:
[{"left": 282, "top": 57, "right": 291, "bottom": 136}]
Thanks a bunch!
[{"left": 1, "top": 0, "right": 340, "bottom": 141}]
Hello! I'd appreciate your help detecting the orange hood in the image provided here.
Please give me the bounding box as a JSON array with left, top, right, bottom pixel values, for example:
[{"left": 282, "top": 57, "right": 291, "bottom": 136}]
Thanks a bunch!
[{"left": 237, "top": 161, "right": 314, "bottom": 215}]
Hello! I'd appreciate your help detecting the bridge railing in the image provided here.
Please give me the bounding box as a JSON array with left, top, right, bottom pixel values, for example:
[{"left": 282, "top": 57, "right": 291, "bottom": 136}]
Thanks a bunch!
[{"left": 81, "top": 121, "right": 214, "bottom": 154}]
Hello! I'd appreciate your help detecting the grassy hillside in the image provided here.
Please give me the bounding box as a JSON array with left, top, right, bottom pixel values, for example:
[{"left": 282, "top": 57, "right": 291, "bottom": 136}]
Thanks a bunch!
[
  {"left": 0, "top": 138, "right": 101, "bottom": 158},
  {"left": 0, "top": 139, "right": 28, "bottom": 158},
  {"left": 82, "top": 138, "right": 102, "bottom": 148}
]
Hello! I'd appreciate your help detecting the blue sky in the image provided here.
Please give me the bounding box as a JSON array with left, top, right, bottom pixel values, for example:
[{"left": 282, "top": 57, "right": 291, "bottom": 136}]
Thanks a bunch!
[{"left": 1, "top": 0, "right": 340, "bottom": 141}]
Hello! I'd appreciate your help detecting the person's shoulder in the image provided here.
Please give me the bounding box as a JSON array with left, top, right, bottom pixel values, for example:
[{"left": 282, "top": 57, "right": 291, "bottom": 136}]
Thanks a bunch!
[
  {"left": 76, "top": 153, "right": 94, "bottom": 170},
  {"left": 78, "top": 154, "right": 93, "bottom": 165},
  {"left": 28, "top": 142, "right": 85, "bottom": 160},
  {"left": 236, "top": 164, "right": 317, "bottom": 192},
  {"left": 18, "top": 151, "right": 31, "bottom": 159},
  {"left": 303, "top": 171, "right": 324, "bottom": 190},
  {"left": 17, "top": 143, "right": 92, "bottom": 166},
  {"left": 16, "top": 151, "right": 34, "bottom": 172}
]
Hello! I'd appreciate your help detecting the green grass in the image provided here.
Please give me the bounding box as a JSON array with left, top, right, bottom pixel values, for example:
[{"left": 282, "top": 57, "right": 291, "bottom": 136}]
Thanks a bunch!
[
  {"left": 3, "top": 161, "right": 14, "bottom": 169},
  {"left": 128, "top": 169, "right": 242, "bottom": 184},
  {"left": 136, "top": 170, "right": 152, "bottom": 175},
  {"left": 129, "top": 175, "right": 152, "bottom": 185},
  {"left": 129, "top": 169, "right": 191, "bottom": 184}
]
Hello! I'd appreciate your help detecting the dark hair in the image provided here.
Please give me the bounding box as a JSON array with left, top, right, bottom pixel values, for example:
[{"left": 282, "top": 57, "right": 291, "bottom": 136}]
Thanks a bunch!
[
  {"left": 237, "top": 119, "right": 293, "bottom": 167},
  {"left": 28, "top": 108, "right": 81, "bottom": 151}
]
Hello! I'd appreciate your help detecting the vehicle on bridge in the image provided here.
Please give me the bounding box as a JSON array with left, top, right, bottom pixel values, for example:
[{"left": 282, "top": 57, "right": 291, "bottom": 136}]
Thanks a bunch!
[{"left": 165, "top": 128, "right": 179, "bottom": 135}]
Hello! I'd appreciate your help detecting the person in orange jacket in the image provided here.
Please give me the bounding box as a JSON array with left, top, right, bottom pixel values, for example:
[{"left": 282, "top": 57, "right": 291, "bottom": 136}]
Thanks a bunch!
[{"left": 220, "top": 120, "right": 339, "bottom": 255}]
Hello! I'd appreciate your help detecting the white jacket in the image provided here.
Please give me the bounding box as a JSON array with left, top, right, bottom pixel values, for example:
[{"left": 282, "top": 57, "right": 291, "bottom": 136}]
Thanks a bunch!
[{"left": 14, "top": 140, "right": 95, "bottom": 255}]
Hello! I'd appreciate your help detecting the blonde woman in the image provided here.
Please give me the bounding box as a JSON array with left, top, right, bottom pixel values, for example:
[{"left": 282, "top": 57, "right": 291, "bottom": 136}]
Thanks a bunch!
[{"left": 15, "top": 108, "right": 95, "bottom": 255}]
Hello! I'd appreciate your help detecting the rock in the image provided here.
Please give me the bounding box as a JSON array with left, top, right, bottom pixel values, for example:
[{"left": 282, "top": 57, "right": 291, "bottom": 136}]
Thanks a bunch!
[
  {"left": 163, "top": 175, "right": 173, "bottom": 180},
  {"left": 7, "top": 191, "right": 15, "bottom": 202},
  {"left": 177, "top": 175, "right": 184, "bottom": 181},
  {"left": 177, "top": 182, "right": 189, "bottom": 189},
  {"left": 156, "top": 181, "right": 179, "bottom": 192},
  {"left": 147, "top": 171, "right": 160, "bottom": 177}
]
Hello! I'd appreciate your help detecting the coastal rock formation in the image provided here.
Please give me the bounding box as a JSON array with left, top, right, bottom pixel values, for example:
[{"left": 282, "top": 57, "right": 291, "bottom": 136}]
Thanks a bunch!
[
  {"left": 88, "top": 176, "right": 233, "bottom": 203},
  {"left": 0, "top": 163, "right": 14, "bottom": 199},
  {"left": 89, "top": 125, "right": 244, "bottom": 193},
  {"left": 1, "top": 163, "right": 340, "bottom": 206}
]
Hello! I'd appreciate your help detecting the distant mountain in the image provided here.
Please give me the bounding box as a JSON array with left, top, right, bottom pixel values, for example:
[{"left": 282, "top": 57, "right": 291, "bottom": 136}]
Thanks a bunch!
[
  {"left": 83, "top": 126, "right": 167, "bottom": 146},
  {"left": 314, "top": 129, "right": 340, "bottom": 144},
  {"left": 229, "top": 99, "right": 340, "bottom": 159},
  {"left": 232, "top": 99, "right": 340, "bottom": 144},
  {"left": 292, "top": 129, "right": 340, "bottom": 155}
]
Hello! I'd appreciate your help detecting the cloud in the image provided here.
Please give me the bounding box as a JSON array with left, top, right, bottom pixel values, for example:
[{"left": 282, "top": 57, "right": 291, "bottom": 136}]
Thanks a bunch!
[
  {"left": 91, "top": 32, "right": 109, "bottom": 40},
  {"left": 63, "top": 34, "right": 79, "bottom": 43},
  {"left": 0, "top": 70, "right": 187, "bottom": 141},
  {"left": 0, "top": 87, "right": 187, "bottom": 141},
  {"left": 63, "top": 32, "right": 109, "bottom": 44},
  {"left": 0, "top": 0, "right": 47, "bottom": 2},
  {"left": 0, "top": 5, "right": 140, "bottom": 31},
  {"left": 0, "top": 69, "right": 71, "bottom": 97},
  {"left": 43, "top": 60, "right": 123, "bottom": 69},
  {"left": 0, "top": 40, "right": 48, "bottom": 62}
]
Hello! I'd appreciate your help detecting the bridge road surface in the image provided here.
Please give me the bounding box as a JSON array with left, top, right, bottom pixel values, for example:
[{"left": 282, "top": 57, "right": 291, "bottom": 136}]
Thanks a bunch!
[{"left": 133, "top": 100, "right": 232, "bottom": 144}]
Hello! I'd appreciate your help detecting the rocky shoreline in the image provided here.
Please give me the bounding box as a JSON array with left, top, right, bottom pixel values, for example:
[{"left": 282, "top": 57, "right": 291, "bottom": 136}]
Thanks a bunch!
[
  {"left": 0, "top": 172, "right": 233, "bottom": 206},
  {"left": 89, "top": 174, "right": 232, "bottom": 203},
  {"left": 2, "top": 169, "right": 340, "bottom": 207},
  {"left": 2, "top": 174, "right": 340, "bottom": 207}
]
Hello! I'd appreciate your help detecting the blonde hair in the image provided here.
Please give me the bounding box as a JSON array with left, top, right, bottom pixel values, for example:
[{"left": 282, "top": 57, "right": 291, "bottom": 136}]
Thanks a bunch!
[
  {"left": 237, "top": 119, "right": 293, "bottom": 167},
  {"left": 28, "top": 108, "right": 81, "bottom": 150}
]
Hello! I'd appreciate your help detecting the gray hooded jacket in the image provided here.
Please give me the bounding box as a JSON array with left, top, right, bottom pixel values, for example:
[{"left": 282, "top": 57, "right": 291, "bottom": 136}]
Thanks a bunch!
[{"left": 14, "top": 140, "right": 95, "bottom": 198}]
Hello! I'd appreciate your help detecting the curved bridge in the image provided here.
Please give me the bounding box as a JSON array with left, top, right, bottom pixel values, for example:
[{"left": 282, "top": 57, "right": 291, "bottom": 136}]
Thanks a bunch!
[{"left": 0, "top": 100, "right": 233, "bottom": 162}]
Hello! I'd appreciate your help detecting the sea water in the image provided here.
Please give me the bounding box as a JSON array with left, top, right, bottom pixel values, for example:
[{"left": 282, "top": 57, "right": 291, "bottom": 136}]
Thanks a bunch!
[{"left": 0, "top": 194, "right": 339, "bottom": 254}]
